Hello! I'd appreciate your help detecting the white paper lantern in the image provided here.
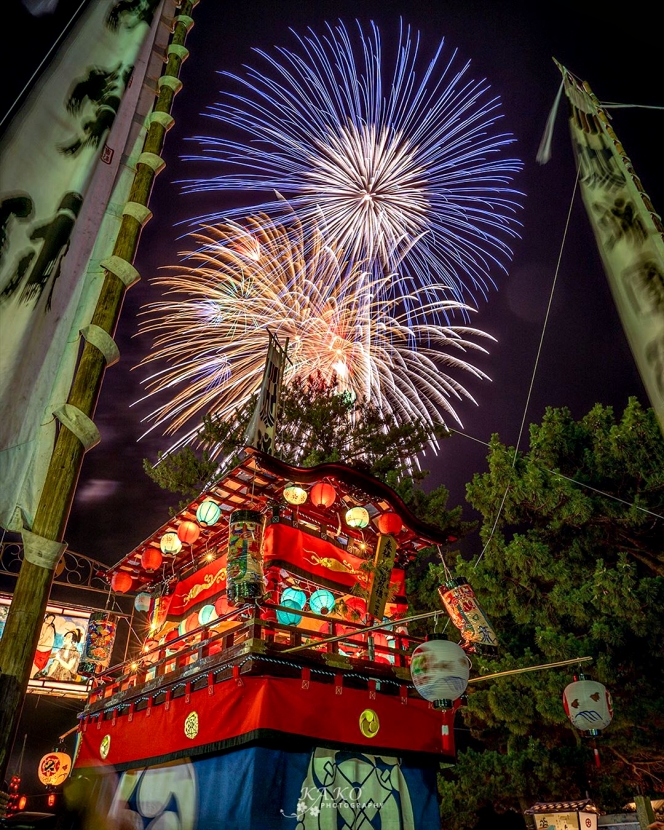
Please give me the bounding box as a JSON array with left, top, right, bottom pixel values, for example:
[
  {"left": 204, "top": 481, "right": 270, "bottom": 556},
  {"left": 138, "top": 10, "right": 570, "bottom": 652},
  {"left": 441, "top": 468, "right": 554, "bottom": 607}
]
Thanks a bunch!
[
  {"left": 410, "top": 636, "right": 470, "bottom": 708},
  {"left": 160, "top": 531, "right": 182, "bottom": 556},
  {"left": 345, "top": 506, "right": 370, "bottom": 529},
  {"left": 563, "top": 676, "right": 613, "bottom": 733},
  {"left": 283, "top": 482, "right": 307, "bottom": 505}
]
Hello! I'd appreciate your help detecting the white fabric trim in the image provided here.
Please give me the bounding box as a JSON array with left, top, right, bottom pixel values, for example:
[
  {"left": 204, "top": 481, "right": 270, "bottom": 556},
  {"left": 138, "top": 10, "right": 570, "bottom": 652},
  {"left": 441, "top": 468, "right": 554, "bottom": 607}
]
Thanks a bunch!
[
  {"left": 22, "top": 527, "right": 66, "bottom": 570},
  {"left": 53, "top": 403, "right": 101, "bottom": 451},
  {"left": 80, "top": 324, "right": 120, "bottom": 366}
]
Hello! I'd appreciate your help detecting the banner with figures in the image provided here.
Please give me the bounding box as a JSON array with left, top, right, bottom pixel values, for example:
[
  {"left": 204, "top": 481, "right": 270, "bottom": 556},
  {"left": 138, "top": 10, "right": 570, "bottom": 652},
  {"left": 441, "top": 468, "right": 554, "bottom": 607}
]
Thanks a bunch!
[
  {"left": 0, "top": 0, "right": 169, "bottom": 531},
  {"left": 559, "top": 62, "right": 664, "bottom": 432}
]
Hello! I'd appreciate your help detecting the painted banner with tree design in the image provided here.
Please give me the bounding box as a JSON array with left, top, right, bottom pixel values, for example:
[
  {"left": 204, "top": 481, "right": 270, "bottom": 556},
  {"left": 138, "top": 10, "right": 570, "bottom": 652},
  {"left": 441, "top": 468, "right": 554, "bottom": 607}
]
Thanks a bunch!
[
  {"left": 560, "top": 62, "right": 664, "bottom": 432},
  {"left": 0, "top": 0, "right": 170, "bottom": 531}
]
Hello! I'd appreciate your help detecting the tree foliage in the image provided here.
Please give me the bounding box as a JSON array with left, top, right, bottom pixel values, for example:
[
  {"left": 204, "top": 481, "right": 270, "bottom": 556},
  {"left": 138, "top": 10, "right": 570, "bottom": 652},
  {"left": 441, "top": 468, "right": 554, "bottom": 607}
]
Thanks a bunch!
[
  {"left": 438, "top": 399, "right": 664, "bottom": 827},
  {"left": 144, "top": 372, "right": 470, "bottom": 537}
]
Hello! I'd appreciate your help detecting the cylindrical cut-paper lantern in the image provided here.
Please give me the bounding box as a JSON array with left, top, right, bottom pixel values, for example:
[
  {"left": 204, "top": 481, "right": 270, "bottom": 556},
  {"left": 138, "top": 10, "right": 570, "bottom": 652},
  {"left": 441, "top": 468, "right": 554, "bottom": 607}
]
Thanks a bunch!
[
  {"left": 134, "top": 593, "right": 152, "bottom": 613},
  {"left": 197, "top": 499, "right": 221, "bottom": 527},
  {"left": 563, "top": 675, "right": 613, "bottom": 734},
  {"left": 226, "top": 509, "right": 265, "bottom": 606},
  {"left": 77, "top": 611, "right": 117, "bottom": 677},
  {"left": 110, "top": 571, "right": 133, "bottom": 594},
  {"left": 283, "top": 482, "right": 307, "bottom": 505},
  {"left": 178, "top": 520, "right": 201, "bottom": 545},
  {"left": 439, "top": 577, "right": 498, "bottom": 652},
  {"left": 345, "top": 506, "right": 370, "bottom": 529},
  {"left": 410, "top": 635, "right": 470, "bottom": 709},
  {"left": 310, "top": 481, "right": 336, "bottom": 509},
  {"left": 160, "top": 532, "right": 182, "bottom": 556},
  {"left": 37, "top": 751, "right": 72, "bottom": 787},
  {"left": 141, "top": 547, "right": 163, "bottom": 572},
  {"left": 377, "top": 511, "right": 402, "bottom": 536}
]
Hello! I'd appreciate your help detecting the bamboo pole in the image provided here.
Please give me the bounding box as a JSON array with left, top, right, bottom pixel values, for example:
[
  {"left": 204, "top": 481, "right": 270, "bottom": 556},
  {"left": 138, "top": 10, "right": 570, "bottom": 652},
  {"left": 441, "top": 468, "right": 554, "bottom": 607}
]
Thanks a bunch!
[{"left": 0, "top": 0, "right": 199, "bottom": 781}]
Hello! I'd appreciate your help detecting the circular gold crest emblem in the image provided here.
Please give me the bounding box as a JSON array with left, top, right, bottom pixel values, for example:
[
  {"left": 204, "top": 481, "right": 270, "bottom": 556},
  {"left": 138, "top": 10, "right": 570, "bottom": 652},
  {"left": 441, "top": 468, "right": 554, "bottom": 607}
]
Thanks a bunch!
[
  {"left": 99, "top": 734, "right": 111, "bottom": 760},
  {"left": 359, "top": 709, "right": 380, "bottom": 738},
  {"left": 184, "top": 711, "right": 199, "bottom": 740}
]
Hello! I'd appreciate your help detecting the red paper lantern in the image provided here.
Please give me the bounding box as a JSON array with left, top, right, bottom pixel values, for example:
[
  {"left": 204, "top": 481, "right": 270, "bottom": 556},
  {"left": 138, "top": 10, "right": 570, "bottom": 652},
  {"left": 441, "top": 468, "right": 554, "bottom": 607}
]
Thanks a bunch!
[
  {"left": 310, "top": 481, "right": 336, "bottom": 509},
  {"left": 377, "top": 511, "right": 402, "bottom": 536},
  {"left": 111, "top": 571, "right": 133, "bottom": 593},
  {"left": 178, "top": 520, "right": 201, "bottom": 545},
  {"left": 141, "top": 547, "right": 163, "bottom": 572}
]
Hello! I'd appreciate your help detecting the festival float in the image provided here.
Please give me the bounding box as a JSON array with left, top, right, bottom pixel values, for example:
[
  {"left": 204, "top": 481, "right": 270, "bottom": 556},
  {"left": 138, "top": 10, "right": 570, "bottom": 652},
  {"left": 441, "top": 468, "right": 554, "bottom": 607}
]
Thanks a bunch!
[{"left": 73, "top": 447, "right": 460, "bottom": 828}]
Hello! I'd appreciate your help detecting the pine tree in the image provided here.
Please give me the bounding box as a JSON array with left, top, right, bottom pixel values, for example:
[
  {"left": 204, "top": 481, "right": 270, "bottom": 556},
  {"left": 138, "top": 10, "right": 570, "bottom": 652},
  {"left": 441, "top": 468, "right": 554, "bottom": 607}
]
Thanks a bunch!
[{"left": 436, "top": 398, "right": 664, "bottom": 827}]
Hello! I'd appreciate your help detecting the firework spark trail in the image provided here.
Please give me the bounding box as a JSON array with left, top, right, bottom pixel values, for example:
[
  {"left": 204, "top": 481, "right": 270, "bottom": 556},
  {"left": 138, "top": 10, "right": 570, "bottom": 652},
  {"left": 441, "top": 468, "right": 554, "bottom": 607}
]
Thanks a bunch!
[
  {"left": 137, "top": 215, "right": 494, "bottom": 447},
  {"left": 182, "top": 20, "right": 524, "bottom": 317}
]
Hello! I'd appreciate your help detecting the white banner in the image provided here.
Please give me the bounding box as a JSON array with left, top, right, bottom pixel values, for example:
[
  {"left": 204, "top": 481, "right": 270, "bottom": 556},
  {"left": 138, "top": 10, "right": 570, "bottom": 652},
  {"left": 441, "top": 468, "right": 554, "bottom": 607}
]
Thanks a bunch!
[
  {"left": 560, "top": 64, "right": 664, "bottom": 432},
  {"left": 0, "top": 0, "right": 170, "bottom": 530}
]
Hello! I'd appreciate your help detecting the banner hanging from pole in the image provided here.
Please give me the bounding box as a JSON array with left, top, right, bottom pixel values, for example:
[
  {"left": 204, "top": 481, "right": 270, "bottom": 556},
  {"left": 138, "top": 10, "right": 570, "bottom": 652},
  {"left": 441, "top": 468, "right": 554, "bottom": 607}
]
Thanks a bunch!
[
  {"left": 558, "top": 62, "right": 664, "bottom": 432},
  {"left": 244, "top": 333, "right": 288, "bottom": 456}
]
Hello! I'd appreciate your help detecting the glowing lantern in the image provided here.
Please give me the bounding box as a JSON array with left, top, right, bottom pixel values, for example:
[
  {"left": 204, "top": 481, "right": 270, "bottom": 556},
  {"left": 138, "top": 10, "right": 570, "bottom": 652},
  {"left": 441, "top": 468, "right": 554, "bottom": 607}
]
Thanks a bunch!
[
  {"left": 439, "top": 577, "right": 498, "bottom": 653},
  {"left": 141, "top": 547, "right": 163, "bottom": 572},
  {"left": 134, "top": 593, "right": 151, "bottom": 613},
  {"left": 309, "top": 589, "right": 335, "bottom": 615},
  {"left": 178, "top": 520, "right": 201, "bottom": 545},
  {"left": 310, "top": 481, "right": 336, "bottom": 509},
  {"left": 563, "top": 675, "right": 613, "bottom": 735},
  {"left": 281, "top": 587, "right": 307, "bottom": 609},
  {"left": 345, "top": 506, "right": 370, "bottom": 529},
  {"left": 110, "top": 571, "right": 133, "bottom": 594},
  {"left": 377, "top": 511, "right": 402, "bottom": 536},
  {"left": 77, "top": 611, "right": 117, "bottom": 677},
  {"left": 160, "top": 532, "right": 182, "bottom": 556},
  {"left": 196, "top": 499, "right": 221, "bottom": 527},
  {"left": 178, "top": 619, "right": 188, "bottom": 637},
  {"left": 276, "top": 599, "right": 302, "bottom": 626},
  {"left": 198, "top": 604, "right": 217, "bottom": 626},
  {"left": 283, "top": 482, "right": 307, "bottom": 505},
  {"left": 410, "top": 635, "right": 471, "bottom": 709},
  {"left": 37, "top": 751, "right": 72, "bottom": 787},
  {"left": 226, "top": 509, "right": 265, "bottom": 606}
]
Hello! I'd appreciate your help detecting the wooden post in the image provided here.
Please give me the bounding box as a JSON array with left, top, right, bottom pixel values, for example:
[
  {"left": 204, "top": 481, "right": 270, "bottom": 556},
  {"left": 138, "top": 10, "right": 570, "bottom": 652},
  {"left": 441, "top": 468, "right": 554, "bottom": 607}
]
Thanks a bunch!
[{"left": 0, "top": 1, "right": 199, "bottom": 781}]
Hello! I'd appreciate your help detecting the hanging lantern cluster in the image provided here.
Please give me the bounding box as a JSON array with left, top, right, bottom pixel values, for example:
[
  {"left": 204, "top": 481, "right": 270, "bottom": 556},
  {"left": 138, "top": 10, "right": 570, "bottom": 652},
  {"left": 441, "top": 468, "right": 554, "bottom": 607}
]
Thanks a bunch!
[
  {"left": 345, "top": 506, "right": 370, "bottom": 529},
  {"left": 439, "top": 577, "right": 498, "bottom": 654},
  {"left": 563, "top": 674, "right": 613, "bottom": 736},
  {"left": 410, "top": 635, "right": 471, "bottom": 709},
  {"left": 283, "top": 482, "right": 307, "bottom": 505},
  {"left": 196, "top": 499, "right": 221, "bottom": 526},
  {"left": 310, "top": 482, "right": 336, "bottom": 509}
]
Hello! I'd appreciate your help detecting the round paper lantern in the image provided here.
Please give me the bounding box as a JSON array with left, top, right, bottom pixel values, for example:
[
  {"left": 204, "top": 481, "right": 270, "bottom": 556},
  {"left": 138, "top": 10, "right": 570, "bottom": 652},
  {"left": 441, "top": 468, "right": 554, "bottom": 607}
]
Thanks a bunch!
[
  {"left": 214, "top": 596, "right": 229, "bottom": 617},
  {"left": 377, "top": 511, "right": 402, "bottom": 536},
  {"left": 178, "top": 520, "right": 201, "bottom": 545},
  {"left": 141, "top": 547, "right": 163, "bottom": 572},
  {"left": 37, "top": 751, "right": 72, "bottom": 787},
  {"left": 134, "top": 593, "right": 151, "bottom": 613},
  {"left": 281, "top": 587, "right": 307, "bottom": 609},
  {"left": 196, "top": 499, "right": 221, "bottom": 527},
  {"left": 160, "top": 532, "right": 182, "bottom": 556},
  {"left": 563, "top": 675, "right": 613, "bottom": 734},
  {"left": 184, "top": 613, "right": 200, "bottom": 633},
  {"left": 283, "top": 482, "right": 307, "bottom": 505},
  {"left": 276, "top": 599, "right": 302, "bottom": 626},
  {"left": 177, "top": 619, "right": 188, "bottom": 637},
  {"left": 310, "top": 589, "right": 335, "bottom": 615},
  {"left": 110, "top": 571, "right": 133, "bottom": 594},
  {"left": 165, "top": 628, "right": 179, "bottom": 644},
  {"left": 410, "top": 636, "right": 471, "bottom": 708},
  {"left": 345, "top": 506, "right": 370, "bottom": 529},
  {"left": 198, "top": 604, "right": 217, "bottom": 626},
  {"left": 310, "top": 481, "right": 336, "bottom": 509}
]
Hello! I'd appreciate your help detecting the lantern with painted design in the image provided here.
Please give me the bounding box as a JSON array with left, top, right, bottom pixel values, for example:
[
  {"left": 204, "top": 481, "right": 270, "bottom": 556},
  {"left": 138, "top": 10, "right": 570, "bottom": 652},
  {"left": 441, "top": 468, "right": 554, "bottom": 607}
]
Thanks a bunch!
[
  {"left": 226, "top": 509, "right": 265, "bottom": 606},
  {"left": 439, "top": 577, "right": 498, "bottom": 654},
  {"left": 345, "top": 506, "right": 370, "bottom": 529},
  {"left": 77, "top": 611, "right": 117, "bottom": 677},
  {"left": 563, "top": 674, "right": 613, "bottom": 735},
  {"left": 410, "top": 635, "right": 471, "bottom": 709},
  {"left": 160, "top": 532, "right": 182, "bottom": 556},
  {"left": 37, "top": 751, "right": 72, "bottom": 787},
  {"left": 283, "top": 482, "right": 307, "bottom": 505},
  {"left": 134, "top": 593, "right": 152, "bottom": 613}
]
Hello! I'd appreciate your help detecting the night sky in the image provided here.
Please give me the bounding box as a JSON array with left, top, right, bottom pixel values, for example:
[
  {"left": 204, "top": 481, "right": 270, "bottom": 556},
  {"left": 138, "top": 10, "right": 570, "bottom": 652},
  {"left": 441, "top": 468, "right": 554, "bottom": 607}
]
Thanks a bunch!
[{"left": 3, "top": 0, "right": 662, "bottom": 786}]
